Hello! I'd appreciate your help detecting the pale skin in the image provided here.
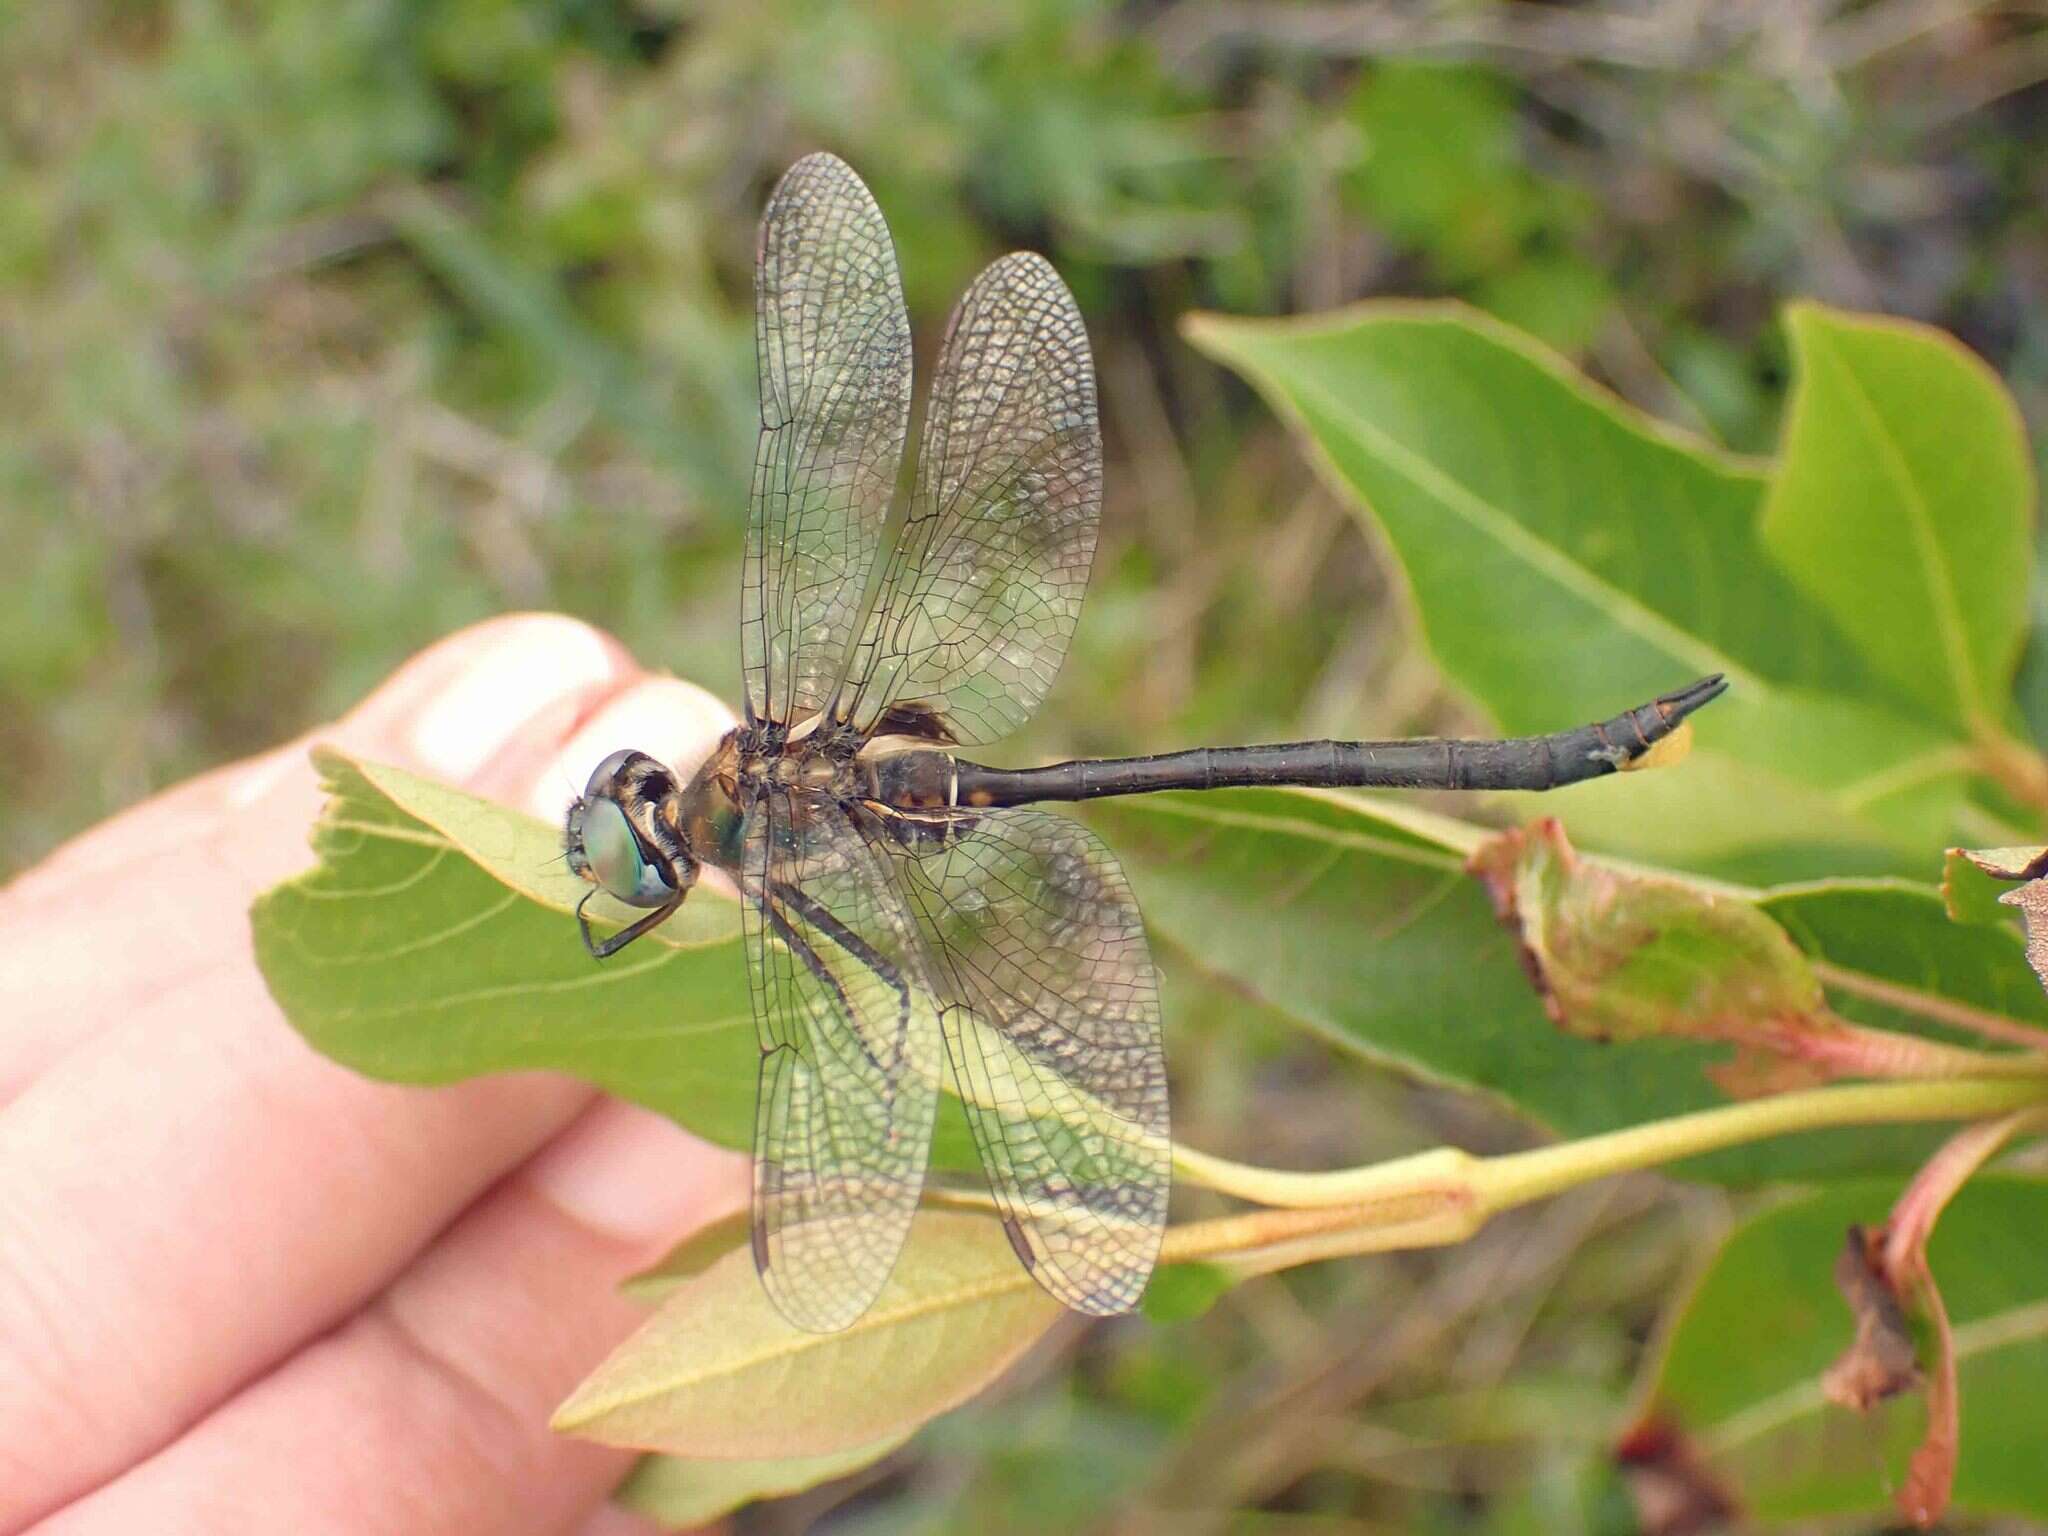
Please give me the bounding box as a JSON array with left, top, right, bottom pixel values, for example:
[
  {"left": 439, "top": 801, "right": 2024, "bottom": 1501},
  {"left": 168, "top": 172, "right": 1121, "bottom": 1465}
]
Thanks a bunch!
[{"left": 0, "top": 615, "right": 749, "bottom": 1535}]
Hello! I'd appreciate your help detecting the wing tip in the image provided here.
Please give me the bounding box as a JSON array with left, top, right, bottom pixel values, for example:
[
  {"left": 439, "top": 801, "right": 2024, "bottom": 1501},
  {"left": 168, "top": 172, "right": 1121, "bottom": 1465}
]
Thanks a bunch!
[{"left": 778, "top": 149, "right": 860, "bottom": 186}]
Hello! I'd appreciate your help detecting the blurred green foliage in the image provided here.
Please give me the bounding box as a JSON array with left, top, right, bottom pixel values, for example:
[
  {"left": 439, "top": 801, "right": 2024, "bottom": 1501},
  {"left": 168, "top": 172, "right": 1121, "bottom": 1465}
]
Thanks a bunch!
[
  {"left": 8, "top": 2, "right": 2048, "bottom": 1529},
  {"left": 8, "top": 0, "right": 2045, "bottom": 882}
]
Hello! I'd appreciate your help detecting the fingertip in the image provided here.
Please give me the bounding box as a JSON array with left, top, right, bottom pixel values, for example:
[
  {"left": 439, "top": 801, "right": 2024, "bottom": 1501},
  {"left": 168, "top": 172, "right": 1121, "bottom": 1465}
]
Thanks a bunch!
[
  {"left": 530, "top": 678, "right": 740, "bottom": 824},
  {"left": 339, "top": 614, "right": 638, "bottom": 788},
  {"left": 4, "top": 739, "right": 316, "bottom": 902}
]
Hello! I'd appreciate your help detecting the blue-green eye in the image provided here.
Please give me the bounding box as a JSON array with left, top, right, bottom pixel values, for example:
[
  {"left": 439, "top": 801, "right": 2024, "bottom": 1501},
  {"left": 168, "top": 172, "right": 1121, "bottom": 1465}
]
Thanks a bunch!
[{"left": 581, "top": 797, "right": 675, "bottom": 908}]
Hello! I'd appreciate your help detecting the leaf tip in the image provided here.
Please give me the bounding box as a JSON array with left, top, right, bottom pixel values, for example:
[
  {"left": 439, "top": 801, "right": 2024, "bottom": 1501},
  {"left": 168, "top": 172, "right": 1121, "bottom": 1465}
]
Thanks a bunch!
[{"left": 549, "top": 1379, "right": 609, "bottom": 1439}]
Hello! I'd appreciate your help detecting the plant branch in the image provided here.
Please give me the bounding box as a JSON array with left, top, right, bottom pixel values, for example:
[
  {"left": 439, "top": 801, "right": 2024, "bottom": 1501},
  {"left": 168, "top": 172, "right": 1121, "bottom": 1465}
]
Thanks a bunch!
[
  {"left": 1168, "top": 1077, "right": 2048, "bottom": 1274},
  {"left": 1472, "top": 1078, "right": 2048, "bottom": 1212},
  {"left": 1174, "top": 1143, "right": 1476, "bottom": 1209}
]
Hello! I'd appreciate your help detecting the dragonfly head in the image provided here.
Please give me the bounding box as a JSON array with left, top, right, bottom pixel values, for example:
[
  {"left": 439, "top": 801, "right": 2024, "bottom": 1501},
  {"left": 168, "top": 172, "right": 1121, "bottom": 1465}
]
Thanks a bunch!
[{"left": 564, "top": 748, "right": 698, "bottom": 957}]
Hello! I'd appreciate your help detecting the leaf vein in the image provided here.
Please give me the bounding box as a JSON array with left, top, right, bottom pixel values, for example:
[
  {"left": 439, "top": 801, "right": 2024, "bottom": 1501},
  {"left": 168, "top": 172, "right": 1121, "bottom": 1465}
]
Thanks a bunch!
[{"left": 1285, "top": 368, "right": 1750, "bottom": 687}]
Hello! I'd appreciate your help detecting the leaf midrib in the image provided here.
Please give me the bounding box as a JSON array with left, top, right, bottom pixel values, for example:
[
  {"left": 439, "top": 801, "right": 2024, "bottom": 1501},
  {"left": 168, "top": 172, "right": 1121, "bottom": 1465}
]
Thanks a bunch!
[
  {"left": 1274, "top": 358, "right": 1754, "bottom": 689},
  {"left": 1807, "top": 323, "right": 1981, "bottom": 720},
  {"left": 558, "top": 1266, "right": 1045, "bottom": 1425},
  {"left": 1702, "top": 1293, "right": 2048, "bottom": 1455}
]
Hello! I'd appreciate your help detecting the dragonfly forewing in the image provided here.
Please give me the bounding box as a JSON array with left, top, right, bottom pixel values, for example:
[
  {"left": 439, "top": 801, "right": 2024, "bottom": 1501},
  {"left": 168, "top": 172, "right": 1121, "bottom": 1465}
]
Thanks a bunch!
[{"left": 744, "top": 152, "right": 913, "bottom": 733}]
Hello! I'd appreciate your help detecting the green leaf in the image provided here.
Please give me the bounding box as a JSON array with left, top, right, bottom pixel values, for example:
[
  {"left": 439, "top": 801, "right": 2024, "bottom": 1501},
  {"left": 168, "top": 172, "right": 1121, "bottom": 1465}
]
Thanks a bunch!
[
  {"left": 1138, "top": 1261, "right": 1236, "bottom": 1324},
  {"left": 553, "top": 1211, "right": 1062, "bottom": 1459},
  {"left": 1761, "top": 304, "right": 2035, "bottom": 735},
  {"left": 250, "top": 749, "right": 979, "bottom": 1166},
  {"left": 1942, "top": 845, "right": 2048, "bottom": 927},
  {"left": 613, "top": 1435, "right": 909, "bottom": 1528},
  {"left": 1182, "top": 302, "right": 1996, "bottom": 877},
  {"left": 1089, "top": 788, "right": 2042, "bottom": 1182},
  {"left": 1471, "top": 253, "right": 1612, "bottom": 357},
  {"left": 1761, "top": 878, "right": 2048, "bottom": 1049},
  {"left": 1643, "top": 1175, "right": 2048, "bottom": 1522}
]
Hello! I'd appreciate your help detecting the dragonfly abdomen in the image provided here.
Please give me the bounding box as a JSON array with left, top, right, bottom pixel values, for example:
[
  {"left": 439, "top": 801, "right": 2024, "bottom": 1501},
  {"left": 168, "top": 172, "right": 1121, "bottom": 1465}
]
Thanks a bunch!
[
  {"left": 945, "top": 675, "right": 1727, "bottom": 808},
  {"left": 864, "top": 747, "right": 957, "bottom": 811}
]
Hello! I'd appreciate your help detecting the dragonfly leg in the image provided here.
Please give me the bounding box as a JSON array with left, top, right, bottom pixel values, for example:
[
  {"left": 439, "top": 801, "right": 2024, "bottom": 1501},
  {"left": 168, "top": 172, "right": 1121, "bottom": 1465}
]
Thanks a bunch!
[
  {"left": 759, "top": 897, "right": 887, "bottom": 1083},
  {"left": 578, "top": 887, "right": 683, "bottom": 959},
  {"left": 766, "top": 881, "right": 915, "bottom": 1083}
]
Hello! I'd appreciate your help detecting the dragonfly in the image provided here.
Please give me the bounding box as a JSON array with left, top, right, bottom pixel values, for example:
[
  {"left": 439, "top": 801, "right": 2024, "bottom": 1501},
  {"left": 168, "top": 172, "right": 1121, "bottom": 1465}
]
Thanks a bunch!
[{"left": 562, "top": 153, "right": 1727, "bottom": 1333}]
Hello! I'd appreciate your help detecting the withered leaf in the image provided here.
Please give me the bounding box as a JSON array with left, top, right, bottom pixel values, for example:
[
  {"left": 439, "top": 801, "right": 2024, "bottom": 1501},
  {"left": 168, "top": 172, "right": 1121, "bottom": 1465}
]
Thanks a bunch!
[
  {"left": 1613, "top": 1415, "right": 1743, "bottom": 1536},
  {"left": 1469, "top": 819, "right": 1848, "bottom": 1091},
  {"left": 1821, "top": 1223, "right": 1923, "bottom": 1411}
]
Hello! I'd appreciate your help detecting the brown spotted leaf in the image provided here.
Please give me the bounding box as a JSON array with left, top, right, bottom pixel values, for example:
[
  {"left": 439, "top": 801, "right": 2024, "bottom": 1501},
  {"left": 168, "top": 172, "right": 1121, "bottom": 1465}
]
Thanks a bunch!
[
  {"left": 1816, "top": 1108, "right": 2048, "bottom": 1527},
  {"left": 1872, "top": 1109, "right": 2048, "bottom": 1526},
  {"left": 1954, "top": 846, "right": 2048, "bottom": 882},
  {"left": 1899, "top": 1269, "right": 1960, "bottom": 1531},
  {"left": 1469, "top": 819, "right": 1850, "bottom": 1092}
]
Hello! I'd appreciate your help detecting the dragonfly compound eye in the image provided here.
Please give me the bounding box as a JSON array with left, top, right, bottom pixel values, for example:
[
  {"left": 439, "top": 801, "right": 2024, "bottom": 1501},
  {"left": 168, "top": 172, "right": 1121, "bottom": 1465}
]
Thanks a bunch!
[
  {"left": 584, "top": 747, "right": 643, "bottom": 801},
  {"left": 579, "top": 796, "right": 677, "bottom": 908}
]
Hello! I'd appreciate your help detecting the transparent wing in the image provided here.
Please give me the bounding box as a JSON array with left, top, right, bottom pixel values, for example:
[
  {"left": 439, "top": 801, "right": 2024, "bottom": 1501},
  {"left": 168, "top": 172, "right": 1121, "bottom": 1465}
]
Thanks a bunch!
[
  {"left": 884, "top": 809, "right": 1168, "bottom": 1314},
  {"left": 845, "top": 251, "right": 1101, "bottom": 745},
  {"left": 743, "top": 152, "right": 912, "bottom": 730},
  {"left": 742, "top": 787, "right": 942, "bottom": 1332}
]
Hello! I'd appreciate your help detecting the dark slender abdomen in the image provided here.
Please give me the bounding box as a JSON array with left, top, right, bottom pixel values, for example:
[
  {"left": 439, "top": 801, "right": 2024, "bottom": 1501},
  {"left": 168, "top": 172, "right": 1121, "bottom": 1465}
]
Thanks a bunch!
[{"left": 942, "top": 675, "right": 1726, "bottom": 810}]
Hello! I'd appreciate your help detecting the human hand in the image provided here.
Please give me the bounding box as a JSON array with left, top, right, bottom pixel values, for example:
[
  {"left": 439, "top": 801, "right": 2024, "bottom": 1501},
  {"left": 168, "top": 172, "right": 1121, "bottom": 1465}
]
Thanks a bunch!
[{"left": 0, "top": 615, "right": 748, "bottom": 1535}]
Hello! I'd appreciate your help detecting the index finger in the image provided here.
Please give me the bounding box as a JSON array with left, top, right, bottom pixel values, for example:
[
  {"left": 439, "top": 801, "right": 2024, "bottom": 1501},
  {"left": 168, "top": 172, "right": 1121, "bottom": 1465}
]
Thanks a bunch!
[
  {"left": 0, "top": 616, "right": 737, "bottom": 1528},
  {"left": 0, "top": 615, "right": 634, "bottom": 1095}
]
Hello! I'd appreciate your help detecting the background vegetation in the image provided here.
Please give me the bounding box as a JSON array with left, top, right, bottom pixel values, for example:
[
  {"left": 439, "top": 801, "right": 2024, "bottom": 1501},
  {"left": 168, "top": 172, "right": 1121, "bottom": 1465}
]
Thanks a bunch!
[{"left": 10, "top": 2, "right": 2048, "bottom": 1531}]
